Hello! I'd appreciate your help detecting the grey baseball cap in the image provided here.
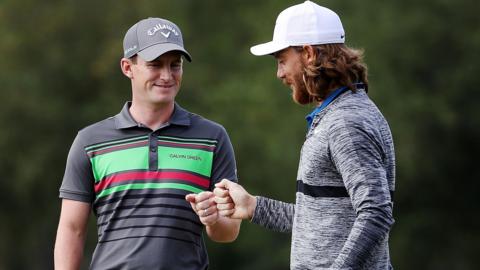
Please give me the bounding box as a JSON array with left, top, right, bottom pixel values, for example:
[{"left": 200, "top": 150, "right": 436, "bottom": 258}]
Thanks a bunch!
[{"left": 123, "top": 17, "right": 192, "bottom": 62}]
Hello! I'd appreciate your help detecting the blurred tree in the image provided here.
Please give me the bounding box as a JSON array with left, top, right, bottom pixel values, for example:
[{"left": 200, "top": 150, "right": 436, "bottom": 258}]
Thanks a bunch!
[{"left": 0, "top": 0, "right": 479, "bottom": 269}]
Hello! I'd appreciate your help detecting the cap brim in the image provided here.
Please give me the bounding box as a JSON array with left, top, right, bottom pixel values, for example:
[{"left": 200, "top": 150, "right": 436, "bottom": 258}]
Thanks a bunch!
[
  {"left": 250, "top": 41, "right": 289, "bottom": 56},
  {"left": 138, "top": 43, "right": 192, "bottom": 62}
]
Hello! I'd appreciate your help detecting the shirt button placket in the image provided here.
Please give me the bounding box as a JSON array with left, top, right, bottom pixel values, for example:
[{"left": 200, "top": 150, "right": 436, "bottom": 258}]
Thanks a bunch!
[{"left": 148, "top": 133, "right": 158, "bottom": 171}]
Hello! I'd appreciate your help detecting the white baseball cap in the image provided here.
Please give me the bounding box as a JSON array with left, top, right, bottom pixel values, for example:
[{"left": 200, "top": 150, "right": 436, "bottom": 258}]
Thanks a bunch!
[{"left": 250, "top": 1, "right": 345, "bottom": 56}]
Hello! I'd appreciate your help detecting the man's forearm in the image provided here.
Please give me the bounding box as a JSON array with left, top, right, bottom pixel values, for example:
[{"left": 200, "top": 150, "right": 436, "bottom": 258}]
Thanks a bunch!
[
  {"left": 54, "top": 199, "right": 90, "bottom": 270},
  {"left": 54, "top": 227, "right": 86, "bottom": 270},
  {"left": 206, "top": 216, "right": 241, "bottom": 243},
  {"left": 251, "top": 196, "right": 295, "bottom": 233}
]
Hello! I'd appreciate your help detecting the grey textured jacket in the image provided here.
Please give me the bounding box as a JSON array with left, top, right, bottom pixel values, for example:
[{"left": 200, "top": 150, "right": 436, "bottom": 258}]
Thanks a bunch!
[{"left": 252, "top": 89, "right": 395, "bottom": 269}]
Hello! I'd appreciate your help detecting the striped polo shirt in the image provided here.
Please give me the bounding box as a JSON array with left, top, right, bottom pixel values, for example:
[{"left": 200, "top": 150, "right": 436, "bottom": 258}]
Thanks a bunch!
[{"left": 59, "top": 102, "right": 237, "bottom": 270}]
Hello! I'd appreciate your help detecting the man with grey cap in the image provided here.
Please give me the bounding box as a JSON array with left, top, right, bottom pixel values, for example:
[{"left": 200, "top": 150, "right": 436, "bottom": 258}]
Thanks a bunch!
[
  {"left": 54, "top": 17, "right": 240, "bottom": 269},
  {"left": 214, "top": 1, "right": 395, "bottom": 269}
]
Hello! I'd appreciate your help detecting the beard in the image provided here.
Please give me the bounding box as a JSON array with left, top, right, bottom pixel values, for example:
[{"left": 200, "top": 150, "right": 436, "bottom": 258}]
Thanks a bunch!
[{"left": 290, "top": 72, "right": 312, "bottom": 105}]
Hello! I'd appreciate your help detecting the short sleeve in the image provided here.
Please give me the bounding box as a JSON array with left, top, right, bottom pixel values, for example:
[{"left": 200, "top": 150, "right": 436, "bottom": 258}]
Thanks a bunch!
[
  {"left": 210, "top": 126, "right": 238, "bottom": 189},
  {"left": 59, "top": 132, "right": 95, "bottom": 203}
]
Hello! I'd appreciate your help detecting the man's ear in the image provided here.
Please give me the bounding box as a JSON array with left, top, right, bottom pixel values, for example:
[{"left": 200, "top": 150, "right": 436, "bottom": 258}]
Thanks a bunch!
[
  {"left": 120, "top": 58, "right": 134, "bottom": 79},
  {"left": 301, "top": 45, "right": 316, "bottom": 65}
]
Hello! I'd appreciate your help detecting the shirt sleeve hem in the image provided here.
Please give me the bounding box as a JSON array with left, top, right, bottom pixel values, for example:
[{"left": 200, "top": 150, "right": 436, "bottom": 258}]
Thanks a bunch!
[{"left": 59, "top": 189, "right": 93, "bottom": 203}]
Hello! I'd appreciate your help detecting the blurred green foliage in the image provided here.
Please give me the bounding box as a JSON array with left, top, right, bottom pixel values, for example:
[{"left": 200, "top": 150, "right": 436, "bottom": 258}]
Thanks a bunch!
[{"left": 0, "top": 0, "right": 479, "bottom": 269}]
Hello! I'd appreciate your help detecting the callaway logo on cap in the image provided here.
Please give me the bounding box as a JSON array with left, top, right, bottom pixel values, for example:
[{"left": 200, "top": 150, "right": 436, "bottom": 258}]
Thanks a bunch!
[
  {"left": 123, "top": 17, "right": 192, "bottom": 62},
  {"left": 250, "top": 1, "right": 345, "bottom": 56}
]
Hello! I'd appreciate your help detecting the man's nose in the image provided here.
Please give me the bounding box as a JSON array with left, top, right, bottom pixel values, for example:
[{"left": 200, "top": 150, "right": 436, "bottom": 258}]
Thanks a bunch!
[
  {"left": 159, "top": 68, "right": 173, "bottom": 81},
  {"left": 276, "top": 65, "right": 285, "bottom": 80}
]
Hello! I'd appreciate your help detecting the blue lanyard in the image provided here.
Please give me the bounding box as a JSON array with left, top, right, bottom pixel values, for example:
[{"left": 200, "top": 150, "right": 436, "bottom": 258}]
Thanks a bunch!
[{"left": 305, "top": 84, "right": 363, "bottom": 129}]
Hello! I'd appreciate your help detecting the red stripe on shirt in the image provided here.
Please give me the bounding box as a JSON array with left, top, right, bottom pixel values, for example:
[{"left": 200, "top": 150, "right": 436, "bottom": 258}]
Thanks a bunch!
[{"left": 95, "top": 171, "right": 210, "bottom": 193}]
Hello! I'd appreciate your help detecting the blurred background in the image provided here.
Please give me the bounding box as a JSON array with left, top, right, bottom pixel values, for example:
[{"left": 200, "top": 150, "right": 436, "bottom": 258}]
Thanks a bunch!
[{"left": 0, "top": 0, "right": 479, "bottom": 269}]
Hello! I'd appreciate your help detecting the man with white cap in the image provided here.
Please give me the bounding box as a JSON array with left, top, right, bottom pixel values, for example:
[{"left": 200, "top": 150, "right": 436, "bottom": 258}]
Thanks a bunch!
[
  {"left": 214, "top": 1, "right": 395, "bottom": 269},
  {"left": 54, "top": 17, "right": 240, "bottom": 269}
]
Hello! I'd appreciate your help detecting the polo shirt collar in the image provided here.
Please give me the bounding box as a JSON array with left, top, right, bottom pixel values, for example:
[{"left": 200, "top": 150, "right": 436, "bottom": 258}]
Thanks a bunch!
[
  {"left": 114, "top": 101, "right": 191, "bottom": 129},
  {"left": 170, "top": 103, "right": 191, "bottom": 126}
]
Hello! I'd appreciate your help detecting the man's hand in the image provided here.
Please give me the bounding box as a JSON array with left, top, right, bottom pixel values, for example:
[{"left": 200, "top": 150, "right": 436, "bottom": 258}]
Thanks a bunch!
[
  {"left": 214, "top": 179, "right": 257, "bottom": 220},
  {"left": 185, "top": 191, "right": 219, "bottom": 226}
]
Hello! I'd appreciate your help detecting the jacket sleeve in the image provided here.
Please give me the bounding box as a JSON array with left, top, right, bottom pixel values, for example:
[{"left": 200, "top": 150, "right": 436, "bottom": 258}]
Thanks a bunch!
[
  {"left": 328, "top": 116, "right": 394, "bottom": 268},
  {"left": 251, "top": 196, "right": 295, "bottom": 233}
]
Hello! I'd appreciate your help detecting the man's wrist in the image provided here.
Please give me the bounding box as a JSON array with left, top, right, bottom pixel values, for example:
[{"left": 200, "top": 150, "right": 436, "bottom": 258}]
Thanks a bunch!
[
  {"left": 247, "top": 195, "right": 257, "bottom": 220},
  {"left": 204, "top": 214, "right": 220, "bottom": 227}
]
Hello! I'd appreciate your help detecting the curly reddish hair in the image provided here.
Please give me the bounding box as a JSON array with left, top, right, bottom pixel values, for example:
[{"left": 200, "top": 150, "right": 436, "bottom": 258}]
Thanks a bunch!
[{"left": 296, "top": 44, "right": 369, "bottom": 103}]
